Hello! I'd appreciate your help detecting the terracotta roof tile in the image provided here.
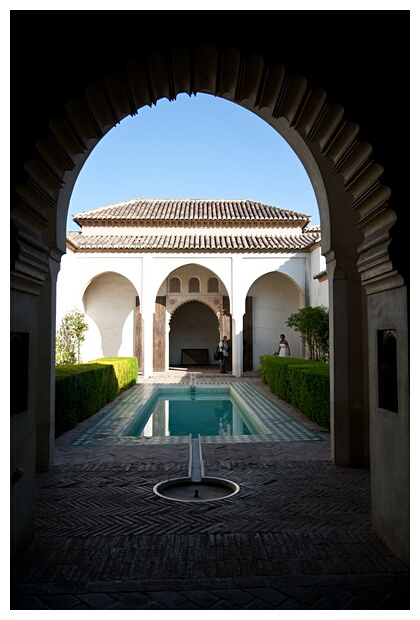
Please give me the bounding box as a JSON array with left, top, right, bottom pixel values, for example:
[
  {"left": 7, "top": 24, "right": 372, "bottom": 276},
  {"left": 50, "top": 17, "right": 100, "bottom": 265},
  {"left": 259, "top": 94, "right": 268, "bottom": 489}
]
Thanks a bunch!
[
  {"left": 72, "top": 198, "right": 311, "bottom": 226},
  {"left": 67, "top": 231, "right": 320, "bottom": 252}
]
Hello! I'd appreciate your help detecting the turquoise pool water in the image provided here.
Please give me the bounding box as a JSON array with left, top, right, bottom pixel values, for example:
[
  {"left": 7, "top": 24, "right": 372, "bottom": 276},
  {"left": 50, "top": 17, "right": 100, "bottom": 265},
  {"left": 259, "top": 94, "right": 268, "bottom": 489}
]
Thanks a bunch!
[
  {"left": 68, "top": 382, "right": 325, "bottom": 446},
  {"left": 122, "top": 387, "right": 265, "bottom": 438}
]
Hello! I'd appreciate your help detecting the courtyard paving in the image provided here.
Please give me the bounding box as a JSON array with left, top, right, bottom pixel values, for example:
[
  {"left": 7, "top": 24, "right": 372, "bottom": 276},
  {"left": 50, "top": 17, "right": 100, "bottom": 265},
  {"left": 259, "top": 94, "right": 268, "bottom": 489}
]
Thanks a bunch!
[{"left": 12, "top": 369, "right": 410, "bottom": 611}]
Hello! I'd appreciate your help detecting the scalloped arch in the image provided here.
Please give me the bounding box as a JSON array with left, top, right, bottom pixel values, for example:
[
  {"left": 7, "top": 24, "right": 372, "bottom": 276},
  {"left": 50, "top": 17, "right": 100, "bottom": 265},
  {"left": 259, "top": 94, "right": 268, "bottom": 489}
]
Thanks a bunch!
[
  {"left": 168, "top": 296, "right": 223, "bottom": 319},
  {"left": 12, "top": 42, "right": 404, "bottom": 294}
]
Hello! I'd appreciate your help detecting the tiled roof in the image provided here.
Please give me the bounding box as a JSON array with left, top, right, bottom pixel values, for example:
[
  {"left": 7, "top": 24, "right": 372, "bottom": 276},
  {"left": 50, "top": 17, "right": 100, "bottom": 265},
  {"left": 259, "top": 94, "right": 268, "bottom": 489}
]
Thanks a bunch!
[
  {"left": 72, "top": 198, "right": 311, "bottom": 226},
  {"left": 67, "top": 231, "right": 321, "bottom": 252}
]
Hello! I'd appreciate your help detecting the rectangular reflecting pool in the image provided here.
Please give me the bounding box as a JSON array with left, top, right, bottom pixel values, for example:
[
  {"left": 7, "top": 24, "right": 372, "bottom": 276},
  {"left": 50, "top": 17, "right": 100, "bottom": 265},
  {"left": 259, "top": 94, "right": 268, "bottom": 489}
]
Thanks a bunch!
[
  {"left": 68, "top": 381, "right": 325, "bottom": 446},
  {"left": 122, "top": 387, "right": 268, "bottom": 438}
]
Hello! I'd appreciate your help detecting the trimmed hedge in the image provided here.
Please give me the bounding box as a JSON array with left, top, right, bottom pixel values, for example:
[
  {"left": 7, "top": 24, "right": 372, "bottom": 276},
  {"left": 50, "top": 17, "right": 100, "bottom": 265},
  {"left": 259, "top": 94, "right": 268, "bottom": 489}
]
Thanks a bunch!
[
  {"left": 259, "top": 355, "right": 330, "bottom": 428},
  {"left": 55, "top": 357, "right": 138, "bottom": 437},
  {"left": 89, "top": 357, "right": 138, "bottom": 393}
]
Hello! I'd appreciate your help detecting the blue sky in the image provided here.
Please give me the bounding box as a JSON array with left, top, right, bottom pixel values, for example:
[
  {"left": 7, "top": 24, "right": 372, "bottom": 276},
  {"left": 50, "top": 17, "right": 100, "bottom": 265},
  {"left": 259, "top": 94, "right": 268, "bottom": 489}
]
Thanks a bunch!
[{"left": 67, "top": 92, "right": 319, "bottom": 232}]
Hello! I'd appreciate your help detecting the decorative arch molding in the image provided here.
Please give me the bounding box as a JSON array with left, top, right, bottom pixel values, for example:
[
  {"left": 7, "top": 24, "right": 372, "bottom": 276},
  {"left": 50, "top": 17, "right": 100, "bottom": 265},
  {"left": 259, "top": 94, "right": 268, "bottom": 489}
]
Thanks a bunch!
[
  {"left": 168, "top": 295, "right": 223, "bottom": 318},
  {"left": 12, "top": 42, "right": 404, "bottom": 297}
]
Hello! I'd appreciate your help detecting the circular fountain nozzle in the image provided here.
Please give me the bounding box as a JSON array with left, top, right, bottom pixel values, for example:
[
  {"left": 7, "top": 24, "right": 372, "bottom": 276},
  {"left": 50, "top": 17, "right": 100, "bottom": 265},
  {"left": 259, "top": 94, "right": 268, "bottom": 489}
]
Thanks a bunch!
[{"left": 153, "top": 477, "right": 240, "bottom": 502}]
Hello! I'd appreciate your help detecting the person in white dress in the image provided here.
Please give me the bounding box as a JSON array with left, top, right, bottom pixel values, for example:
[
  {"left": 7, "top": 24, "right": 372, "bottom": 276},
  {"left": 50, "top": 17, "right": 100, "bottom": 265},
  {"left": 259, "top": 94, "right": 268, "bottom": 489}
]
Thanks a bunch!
[{"left": 277, "top": 334, "right": 291, "bottom": 357}]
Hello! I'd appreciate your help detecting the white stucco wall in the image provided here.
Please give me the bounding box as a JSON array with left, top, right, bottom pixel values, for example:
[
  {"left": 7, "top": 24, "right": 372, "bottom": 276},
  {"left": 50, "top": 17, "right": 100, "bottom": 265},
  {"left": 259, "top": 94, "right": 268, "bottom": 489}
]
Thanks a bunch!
[
  {"left": 247, "top": 271, "right": 304, "bottom": 366},
  {"left": 82, "top": 272, "right": 137, "bottom": 362},
  {"left": 56, "top": 251, "right": 142, "bottom": 325},
  {"left": 56, "top": 247, "right": 328, "bottom": 372},
  {"left": 309, "top": 245, "right": 328, "bottom": 307}
]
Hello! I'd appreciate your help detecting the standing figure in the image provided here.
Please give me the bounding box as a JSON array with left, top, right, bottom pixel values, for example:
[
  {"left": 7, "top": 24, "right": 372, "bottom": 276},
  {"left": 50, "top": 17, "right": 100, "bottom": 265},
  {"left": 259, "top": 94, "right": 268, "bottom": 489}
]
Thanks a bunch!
[
  {"left": 277, "top": 334, "right": 291, "bottom": 357},
  {"left": 219, "top": 335, "right": 229, "bottom": 373}
]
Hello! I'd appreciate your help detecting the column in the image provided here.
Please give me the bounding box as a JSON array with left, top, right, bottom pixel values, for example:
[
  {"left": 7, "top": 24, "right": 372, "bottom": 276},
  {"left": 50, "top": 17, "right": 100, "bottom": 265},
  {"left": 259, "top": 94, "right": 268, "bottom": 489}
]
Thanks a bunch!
[
  {"left": 328, "top": 260, "right": 369, "bottom": 467},
  {"left": 36, "top": 254, "right": 61, "bottom": 471}
]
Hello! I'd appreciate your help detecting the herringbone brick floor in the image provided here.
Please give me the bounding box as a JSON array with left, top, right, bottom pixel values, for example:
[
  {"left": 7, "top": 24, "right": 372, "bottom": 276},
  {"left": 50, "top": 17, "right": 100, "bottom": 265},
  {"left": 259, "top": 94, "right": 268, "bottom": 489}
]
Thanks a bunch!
[{"left": 11, "top": 372, "right": 410, "bottom": 610}]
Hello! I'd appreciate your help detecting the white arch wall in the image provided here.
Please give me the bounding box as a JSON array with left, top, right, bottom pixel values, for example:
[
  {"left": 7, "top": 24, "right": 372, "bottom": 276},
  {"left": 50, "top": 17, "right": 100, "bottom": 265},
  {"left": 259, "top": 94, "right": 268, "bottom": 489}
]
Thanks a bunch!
[
  {"left": 56, "top": 249, "right": 324, "bottom": 371},
  {"left": 230, "top": 255, "right": 307, "bottom": 315},
  {"left": 82, "top": 272, "right": 137, "bottom": 362},
  {"left": 56, "top": 251, "right": 142, "bottom": 363},
  {"left": 57, "top": 252, "right": 318, "bottom": 321},
  {"left": 56, "top": 251, "right": 142, "bottom": 325},
  {"left": 248, "top": 272, "right": 304, "bottom": 366}
]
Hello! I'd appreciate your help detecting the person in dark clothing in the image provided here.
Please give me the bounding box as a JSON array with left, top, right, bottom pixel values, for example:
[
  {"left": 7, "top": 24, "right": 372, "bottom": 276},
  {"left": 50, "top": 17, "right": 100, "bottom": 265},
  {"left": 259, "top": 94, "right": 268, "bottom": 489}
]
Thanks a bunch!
[{"left": 219, "top": 335, "right": 229, "bottom": 373}]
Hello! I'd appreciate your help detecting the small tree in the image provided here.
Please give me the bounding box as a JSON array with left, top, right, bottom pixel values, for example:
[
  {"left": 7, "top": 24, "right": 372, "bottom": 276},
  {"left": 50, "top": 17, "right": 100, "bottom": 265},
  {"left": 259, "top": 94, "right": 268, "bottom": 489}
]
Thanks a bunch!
[
  {"left": 286, "top": 306, "right": 329, "bottom": 362},
  {"left": 55, "top": 308, "right": 89, "bottom": 365}
]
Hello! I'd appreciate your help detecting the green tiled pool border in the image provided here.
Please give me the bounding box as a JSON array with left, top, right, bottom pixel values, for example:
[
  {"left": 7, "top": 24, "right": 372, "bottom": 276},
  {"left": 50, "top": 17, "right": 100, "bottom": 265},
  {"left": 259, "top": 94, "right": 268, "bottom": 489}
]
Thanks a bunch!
[{"left": 68, "top": 381, "right": 325, "bottom": 446}]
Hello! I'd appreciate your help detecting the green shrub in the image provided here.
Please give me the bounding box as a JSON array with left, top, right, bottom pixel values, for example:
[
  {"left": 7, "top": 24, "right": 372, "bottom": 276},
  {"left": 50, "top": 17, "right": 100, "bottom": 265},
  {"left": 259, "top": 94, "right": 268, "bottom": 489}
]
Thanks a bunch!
[
  {"left": 259, "top": 355, "right": 330, "bottom": 428},
  {"left": 55, "top": 357, "right": 138, "bottom": 437},
  {"left": 260, "top": 356, "right": 312, "bottom": 395},
  {"left": 286, "top": 306, "right": 329, "bottom": 362},
  {"left": 89, "top": 357, "right": 138, "bottom": 393},
  {"left": 287, "top": 364, "right": 330, "bottom": 428}
]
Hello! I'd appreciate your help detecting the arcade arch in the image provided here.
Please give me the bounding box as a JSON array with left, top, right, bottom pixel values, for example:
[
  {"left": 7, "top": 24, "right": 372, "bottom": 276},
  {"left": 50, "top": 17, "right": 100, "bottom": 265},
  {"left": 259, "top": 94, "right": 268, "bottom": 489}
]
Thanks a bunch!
[
  {"left": 247, "top": 272, "right": 304, "bottom": 366},
  {"left": 155, "top": 263, "right": 231, "bottom": 371},
  {"left": 82, "top": 272, "right": 138, "bottom": 361}
]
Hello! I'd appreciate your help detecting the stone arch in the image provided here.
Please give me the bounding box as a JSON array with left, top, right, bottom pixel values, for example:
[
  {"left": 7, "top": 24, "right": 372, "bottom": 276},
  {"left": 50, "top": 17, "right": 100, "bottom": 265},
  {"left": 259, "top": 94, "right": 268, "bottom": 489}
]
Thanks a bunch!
[
  {"left": 11, "top": 19, "right": 409, "bottom": 564},
  {"left": 12, "top": 41, "right": 397, "bottom": 464},
  {"left": 11, "top": 50, "right": 403, "bottom": 464},
  {"left": 12, "top": 43, "right": 402, "bottom": 293}
]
